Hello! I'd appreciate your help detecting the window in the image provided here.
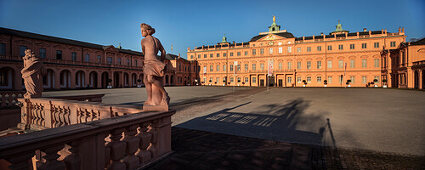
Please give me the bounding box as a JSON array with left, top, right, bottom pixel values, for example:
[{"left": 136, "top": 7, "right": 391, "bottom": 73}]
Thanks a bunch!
[
  {"left": 39, "top": 48, "right": 46, "bottom": 58},
  {"left": 307, "top": 61, "right": 311, "bottom": 69},
  {"left": 260, "top": 49, "right": 264, "bottom": 54},
  {"left": 328, "top": 76, "right": 332, "bottom": 83},
  {"left": 71, "top": 52, "right": 77, "bottom": 61},
  {"left": 127, "top": 59, "right": 130, "bottom": 65},
  {"left": 350, "top": 76, "right": 355, "bottom": 83},
  {"left": 390, "top": 41, "right": 396, "bottom": 47},
  {"left": 327, "top": 45, "right": 332, "bottom": 51},
  {"left": 237, "top": 65, "right": 241, "bottom": 71},
  {"left": 327, "top": 61, "right": 332, "bottom": 68},
  {"left": 230, "top": 52, "right": 233, "bottom": 56},
  {"left": 260, "top": 63, "right": 264, "bottom": 70},
  {"left": 107, "top": 57, "right": 112, "bottom": 64},
  {"left": 118, "top": 58, "right": 121, "bottom": 65},
  {"left": 230, "top": 65, "right": 233, "bottom": 71},
  {"left": 203, "top": 66, "right": 207, "bottom": 73},
  {"left": 216, "top": 77, "right": 220, "bottom": 83},
  {"left": 97, "top": 55, "right": 101, "bottom": 63},
  {"left": 203, "top": 77, "right": 206, "bottom": 83},
  {"left": 244, "top": 64, "right": 248, "bottom": 71},
  {"left": 19, "top": 46, "right": 27, "bottom": 57},
  {"left": 317, "top": 76, "right": 322, "bottom": 83},
  {"left": 297, "top": 77, "right": 301, "bottom": 83},
  {"left": 237, "top": 77, "right": 241, "bottom": 83},
  {"left": 297, "top": 62, "right": 301, "bottom": 69},
  {"left": 362, "top": 59, "right": 367, "bottom": 68},
  {"left": 244, "top": 51, "right": 248, "bottom": 56},
  {"left": 0, "top": 43, "right": 5, "bottom": 56},
  {"left": 362, "top": 43, "right": 367, "bottom": 49},
  {"left": 197, "top": 54, "right": 200, "bottom": 59},
  {"left": 278, "top": 62, "right": 282, "bottom": 70},
  {"left": 190, "top": 55, "right": 193, "bottom": 59},
  {"left": 223, "top": 64, "right": 226, "bottom": 71},
  {"left": 135, "top": 60, "right": 138, "bottom": 67},
  {"left": 252, "top": 49, "right": 256, "bottom": 55},
  {"left": 210, "top": 54, "right": 213, "bottom": 58},
  {"left": 350, "top": 44, "right": 355, "bottom": 49},
  {"left": 317, "top": 46, "right": 321, "bottom": 51},
  {"left": 287, "top": 62, "right": 292, "bottom": 69},
  {"left": 223, "top": 53, "right": 227, "bottom": 57},
  {"left": 338, "top": 45, "right": 343, "bottom": 50},
  {"left": 362, "top": 76, "right": 367, "bottom": 84},
  {"left": 269, "top": 48, "right": 273, "bottom": 54},
  {"left": 216, "top": 65, "right": 220, "bottom": 71},
  {"left": 203, "top": 54, "right": 207, "bottom": 58},
  {"left": 350, "top": 60, "right": 355, "bottom": 68},
  {"left": 317, "top": 61, "right": 322, "bottom": 69},
  {"left": 297, "top": 47, "right": 301, "bottom": 53},
  {"left": 338, "top": 60, "right": 343, "bottom": 68},
  {"left": 245, "top": 77, "right": 249, "bottom": 83},
  {"left": 279, "top": 47, "right": 283, "bottom": 53},
  {"left": 374, "top": 59, "right": 379, "bottom": 67},
  {"left": 56, "top": 50, "right": 63, "bottom": 60},
  {"left": 307, "top": 77, "right": 311, "bottom": 83},
  {"left": 287, "top": 47, "right": 292, "bottom": 53},
  {"left": 307, "top": 47, "right": 311, "bottom": 52},
  {"left": 84, "top": 54, "right": 90, "bottom": 62},
  {"left": 252, "top": 64, "right": 256, "bottom": 71},
  {"left": 237, "top": 52, "right": 241, "bottom": 56},
  {"left": 374, "top": 42, "right": 379, "bottom": 48},
  {"left": 287, "top": 77, "right": 292, "bottom": 83},
  {"left": 216, "top": 53, "right": 220, "bottom": 57},
  {"left": 374, "top": 76, "right": 379, "bottom": 83},
  {"left": 252, "top": 77, "right": 256, "bottom": 83}
]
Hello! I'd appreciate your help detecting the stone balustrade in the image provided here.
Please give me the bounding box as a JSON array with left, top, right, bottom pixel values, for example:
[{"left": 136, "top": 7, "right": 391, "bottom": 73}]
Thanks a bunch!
[
  {"left": 0, "top": 109, "right": 175, "bottom": 170},
  {"left": 18, "top": 98, "right": 143, "bottom": 130},
  {"left": 0, "top": 91, "right": 25, "bottom": 109}
]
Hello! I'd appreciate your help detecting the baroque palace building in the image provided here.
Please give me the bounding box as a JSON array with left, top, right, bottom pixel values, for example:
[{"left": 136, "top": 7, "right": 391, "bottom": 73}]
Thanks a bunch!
[
  {"left": 0, "top": 27, "right": 198, "bottom": 91},
  {"left": 187, "top": 17, "right": 418, "bottom": 88}
]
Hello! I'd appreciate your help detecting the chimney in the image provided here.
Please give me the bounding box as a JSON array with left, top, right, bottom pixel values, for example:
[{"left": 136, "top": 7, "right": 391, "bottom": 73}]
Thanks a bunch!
[
  {"left": 363, "top": 28, "right": 367, "bottom": 32},
  {"left": 402, "top": 27, "right": 405, "bottom": 33},
  {"left": 398, "top": 27, "right": 401, "bottom": 33}
]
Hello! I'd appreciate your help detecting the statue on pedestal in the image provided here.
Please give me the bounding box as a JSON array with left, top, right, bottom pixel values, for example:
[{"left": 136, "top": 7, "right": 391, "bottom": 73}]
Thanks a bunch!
[
  {"left": 21, "top": 49, "right": 43, "bottom": 98},
  {"left": 140, "top": 23, "right": 169, "bottom": 111}
]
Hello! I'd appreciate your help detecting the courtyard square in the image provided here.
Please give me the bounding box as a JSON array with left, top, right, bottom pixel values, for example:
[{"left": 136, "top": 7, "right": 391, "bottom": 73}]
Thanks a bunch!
[{"left": 44, "top": 86, "right": 425, "bottom": 156}]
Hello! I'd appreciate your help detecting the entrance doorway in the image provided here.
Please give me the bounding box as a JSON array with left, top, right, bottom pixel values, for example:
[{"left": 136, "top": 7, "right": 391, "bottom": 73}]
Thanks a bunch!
[
  {"left": 260, "top": 79, "right": 265, "bottom": 87},
  {"left": 278, "top": 79, "right": 283, "bottom": 87}
]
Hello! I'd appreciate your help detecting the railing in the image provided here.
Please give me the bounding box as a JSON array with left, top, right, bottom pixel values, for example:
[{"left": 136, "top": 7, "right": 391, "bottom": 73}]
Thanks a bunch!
[
  {"left": 0, "top": 91, "right": 25, "bottom": 109},
  {"left": 50, "top": 94, "right": 105, "bottom": 102},
  {"left": 18, "top": 98, "right": 143, "bottom": 130},
  {"left": 0, "top": 109, "right": 175, "bottom": 170}
]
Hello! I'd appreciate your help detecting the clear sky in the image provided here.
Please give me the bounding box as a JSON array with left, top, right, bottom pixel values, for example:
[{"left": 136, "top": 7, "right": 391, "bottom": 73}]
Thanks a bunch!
[{"left": 1, "top": 0, "right": 424, "bottom": 59}]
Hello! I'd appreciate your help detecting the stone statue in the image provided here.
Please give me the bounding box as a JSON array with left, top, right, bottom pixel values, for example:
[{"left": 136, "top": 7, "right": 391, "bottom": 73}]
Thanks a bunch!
[
  {"left": 21, "top": 49, "right": 43, "bottom": 98},
  {"left": 140, "top": 23, "right": 169, "bottom": 111}
]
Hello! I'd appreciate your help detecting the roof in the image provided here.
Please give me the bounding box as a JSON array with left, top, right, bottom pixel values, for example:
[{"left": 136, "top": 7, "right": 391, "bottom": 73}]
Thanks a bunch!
[
  {"left": 410, "top": 38, "right": 425, "bottom": 45},
  {"left": 0, "top": 27, "right": 143, "bottom": 56},
  {"left": 250, "top": 32, "right": 295, "bottom": 42},
  {"left": 165, "top": 54, "right": 179, "bottom": 60}
]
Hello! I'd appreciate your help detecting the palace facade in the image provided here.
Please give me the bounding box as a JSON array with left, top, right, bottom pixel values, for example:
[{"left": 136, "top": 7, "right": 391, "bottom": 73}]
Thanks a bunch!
[
  {"left": 187, "top": 17, "right": 413, "bottom": 88},
  {"left": 0, "top": 27, "right": 197, "bottom": 91}
]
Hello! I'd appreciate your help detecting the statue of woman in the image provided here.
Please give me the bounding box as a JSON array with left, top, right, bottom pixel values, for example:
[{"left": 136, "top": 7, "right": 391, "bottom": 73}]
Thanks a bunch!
[
  {"left": 140, "top": 23, "right": 169, "bottom": 110},
  {"left": 21, "top": 49, "right": 43, "bottom": 98}
]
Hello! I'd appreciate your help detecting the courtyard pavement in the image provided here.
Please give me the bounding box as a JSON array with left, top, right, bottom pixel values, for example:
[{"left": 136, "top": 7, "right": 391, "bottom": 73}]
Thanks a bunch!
[{"left": 44, "top": 86, "right": 425, "bottom": 156}]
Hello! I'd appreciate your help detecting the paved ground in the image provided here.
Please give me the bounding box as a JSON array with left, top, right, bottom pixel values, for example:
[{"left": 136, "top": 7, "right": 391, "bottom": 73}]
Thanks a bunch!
[{"left": 44, "top": 87, "right": 425, "bottom": 156}]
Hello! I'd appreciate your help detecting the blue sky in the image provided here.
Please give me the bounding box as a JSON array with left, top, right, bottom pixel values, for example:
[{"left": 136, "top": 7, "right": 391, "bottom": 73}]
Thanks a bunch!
[{"left": 1, "top": 0, "right": 424, "bottom": 58}]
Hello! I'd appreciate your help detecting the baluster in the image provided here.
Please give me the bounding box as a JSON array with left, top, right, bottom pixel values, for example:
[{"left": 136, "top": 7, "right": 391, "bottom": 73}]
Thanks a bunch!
[
  {"left": 5, "top": 151, "right": 34, "bottom": 170},
  {"left": 147, "top": 121, "right": 158, "bottom": 159},
  {"left": 64, "top": 141, "right": 81, "bottom": 170},
  {"left": 136, "top": 123, "right": 152, "bottom": 165},
  {"left": 38, "top": 144, "right": 66, "bottom": 170},
  {"left": 123, "top": 125, "right": 140, "bottom": 169},
  {"left": 107, "top": 128, "right": 126, "bottom": 170}
]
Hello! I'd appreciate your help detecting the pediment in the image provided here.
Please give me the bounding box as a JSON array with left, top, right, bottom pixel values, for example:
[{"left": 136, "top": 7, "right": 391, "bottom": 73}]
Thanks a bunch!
[{"left": 258, "top": 34, "right": 286, "bottom": 41}]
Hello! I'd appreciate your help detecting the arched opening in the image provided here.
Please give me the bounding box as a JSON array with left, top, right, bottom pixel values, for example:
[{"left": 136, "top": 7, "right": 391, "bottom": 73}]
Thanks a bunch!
[
  {"left": 89, "top": 71, "right": 98, "bottom": 88},
  {"left": 75, "top": 71, "right": 85, "bottom": 88},
  {"left": 131, "top": 73, "right": 137, "bottom": 87},
  {"left": 101, "top": 72, "right": 109, "bottom": 88},
  {"left": 414, "top": 71, "right": 419, "bottom": 89},
  {"left": 114, "top": 72, "right": 120, "bottom": 88},
  {"left": 0, "top": 67, "right": 14, "bottom": 90},
  {"left": 139, "top": 74, "right": 144, "bottom": 86},
  {"left": 165, "top": 75, "right": 169, "bottom": 85},
  {"left": 60, "top": 70, "right": 71, "bottom": 88},
  {"left": 124, "top": 73, "right": 129, "bottom": 87},
  {"left": 170, "top": 75, "right": 174, "bottom": 86},
  {"left": 43, "top": 69, "right": 55, "bottom": 89},
  {"left": 422, "top": 70, "right": 425, "bottom": 90}
]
